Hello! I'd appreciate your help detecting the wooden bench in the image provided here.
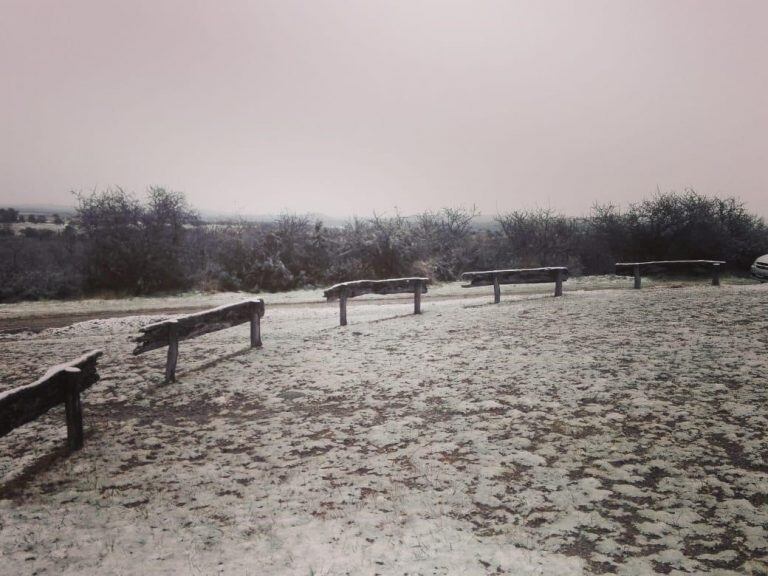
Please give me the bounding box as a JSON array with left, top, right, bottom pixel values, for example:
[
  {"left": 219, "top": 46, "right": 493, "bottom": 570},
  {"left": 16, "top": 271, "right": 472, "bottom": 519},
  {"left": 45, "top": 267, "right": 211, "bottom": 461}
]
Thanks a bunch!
[
  {"left": 615, "top": 260, "right": 725, "bottom": 289},
  {"left": 461, "top": 267, "right": 569, "bottom": 302},
  {"left": 323, "top": 278, "right": 429, "bottom": 326},
  {"left": 0, "top": 349, "right": 103, "bottom": 451},
  {"left": 133, "top": 299, "right": 265, "bottom": 382}
]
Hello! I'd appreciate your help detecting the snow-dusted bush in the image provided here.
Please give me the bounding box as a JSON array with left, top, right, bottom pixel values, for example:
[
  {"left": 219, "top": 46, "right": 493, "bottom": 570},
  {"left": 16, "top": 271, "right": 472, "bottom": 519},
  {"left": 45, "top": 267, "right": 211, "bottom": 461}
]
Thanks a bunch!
[{"left": 2, "top": 189, "right": 766, "bottom": 302}]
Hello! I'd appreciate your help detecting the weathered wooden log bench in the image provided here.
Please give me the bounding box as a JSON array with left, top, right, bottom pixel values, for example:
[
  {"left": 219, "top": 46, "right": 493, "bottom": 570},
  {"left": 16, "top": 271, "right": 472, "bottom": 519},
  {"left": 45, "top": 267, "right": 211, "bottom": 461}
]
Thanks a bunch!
[
  {"left": 133, "top": 299, "right": 265, "bottom": 382},
  {"left": 461, "top": 267, "right": 569, "bottom": 302},
  {"left": 615, "top": 260, "right": 725, "bottom": 289},
  {"left": 0, "top": 349, "right": 103, "bottom": 452},
  {"left": 323, "top": 278, "right": 429, "bottom": 326}
]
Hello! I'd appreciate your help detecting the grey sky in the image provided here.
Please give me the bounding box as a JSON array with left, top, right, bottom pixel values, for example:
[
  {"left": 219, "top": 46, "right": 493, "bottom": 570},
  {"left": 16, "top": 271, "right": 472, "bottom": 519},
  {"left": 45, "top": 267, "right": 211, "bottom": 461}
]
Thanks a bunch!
[{"left": 1, "top": 0, "right": 766, "bottom": 217}]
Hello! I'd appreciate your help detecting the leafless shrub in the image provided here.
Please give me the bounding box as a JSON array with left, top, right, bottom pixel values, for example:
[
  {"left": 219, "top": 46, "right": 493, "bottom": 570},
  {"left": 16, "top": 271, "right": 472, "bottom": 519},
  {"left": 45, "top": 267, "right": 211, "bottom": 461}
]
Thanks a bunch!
[{"left": 1, "top": 189, "right": 766, "bottom": 302}]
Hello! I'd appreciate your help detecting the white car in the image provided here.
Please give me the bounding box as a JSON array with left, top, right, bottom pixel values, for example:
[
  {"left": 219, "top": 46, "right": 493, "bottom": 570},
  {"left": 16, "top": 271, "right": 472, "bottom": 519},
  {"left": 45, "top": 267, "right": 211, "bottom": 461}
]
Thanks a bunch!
[{"left": 752, "top": 254, "right": 768, "bottom": 281}]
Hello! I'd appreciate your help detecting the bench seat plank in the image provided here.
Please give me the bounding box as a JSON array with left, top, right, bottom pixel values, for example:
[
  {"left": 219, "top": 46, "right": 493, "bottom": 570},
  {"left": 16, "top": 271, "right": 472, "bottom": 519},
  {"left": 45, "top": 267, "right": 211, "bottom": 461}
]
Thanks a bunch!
[
  {"left": 0, "top": 349, "right": 102, "bottom": 438},
  {"left": 133, "top": 299, "right": 265, "bottom": 355},
  {"left": 324, "top": 278, "right": 429, "bottom": 301},
  {"left": 461, "top": 267, "right": 569, "bottom": 287},
  {"left": 615, "top": 260, "right": 725, "bottom": 277}
]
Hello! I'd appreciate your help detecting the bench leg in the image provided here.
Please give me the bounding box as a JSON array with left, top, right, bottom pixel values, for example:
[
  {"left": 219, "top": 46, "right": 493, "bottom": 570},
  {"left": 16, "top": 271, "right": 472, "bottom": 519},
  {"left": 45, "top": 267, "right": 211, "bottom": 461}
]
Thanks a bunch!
[
  {"left": 64, "top": 368, "right": 84, "bottom": 451},
  {"left": 339, "top": 291, "right": 348, "bottom": 326},
  {"left": 712, "top": 264, "right": 721, "bottom": 286},
  {"left": 165, "top": 323, "right": 179, "bottom": 382},
  {"left": 634, "top": 264, "right": 641, "bottom": 289},
  {"left": 554, "top": 270, "right": 563, "bottom": 297},
  {"left": 493, "top": 276, "right": 501, "bottom": 303},
  {"left": 414, "top": 280, "right": 422, "bottom": 314},
  {"left": 250, "top": 305, "right": 262, "bottom": 348}
]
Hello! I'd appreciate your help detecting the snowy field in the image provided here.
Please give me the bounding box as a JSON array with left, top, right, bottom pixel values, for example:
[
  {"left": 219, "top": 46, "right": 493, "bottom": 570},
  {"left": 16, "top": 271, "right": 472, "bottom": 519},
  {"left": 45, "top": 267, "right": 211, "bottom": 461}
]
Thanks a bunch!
[
  {"left": 0, "top": 276, "right": 633, "bottom": 324},
  {"left": 0, "top": 281, "right": 767, "bottom": 575}
]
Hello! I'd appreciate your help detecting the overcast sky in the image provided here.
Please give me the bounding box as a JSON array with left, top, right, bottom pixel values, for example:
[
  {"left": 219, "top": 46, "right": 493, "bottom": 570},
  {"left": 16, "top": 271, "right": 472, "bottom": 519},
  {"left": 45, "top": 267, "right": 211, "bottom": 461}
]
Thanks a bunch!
[{"left": 1, "top": 0, "right": 766, "bottom": 217}]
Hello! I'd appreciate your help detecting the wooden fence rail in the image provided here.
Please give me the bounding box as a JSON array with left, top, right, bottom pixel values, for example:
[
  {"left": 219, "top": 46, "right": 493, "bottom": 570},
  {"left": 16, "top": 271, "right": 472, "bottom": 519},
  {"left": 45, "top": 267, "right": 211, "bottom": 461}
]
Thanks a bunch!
[
  {"left": 323, "top": 278, "right": 429, "bottom": 326},
  {"left": 615, "top": 260, "right": 725, "bottom": 289},
  {"left": 0, "top": 349, "right": 103, "bottom": 451},
  {"left": 461, "top": 267, "right": 569, "bottom": 302},
  {"left": 133, "top": 299, "right": 265, "bottom": 382}
]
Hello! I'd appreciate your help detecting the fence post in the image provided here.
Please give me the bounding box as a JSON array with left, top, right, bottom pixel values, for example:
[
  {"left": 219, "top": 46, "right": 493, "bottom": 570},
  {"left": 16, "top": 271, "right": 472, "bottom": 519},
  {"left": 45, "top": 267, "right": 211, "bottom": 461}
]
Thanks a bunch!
[
  {"left": 63, "top": 367, "right": 84, "bottom": 451},
  {"left": 165, "top": 320, "right": 179, "bottom": 382},
  {"left": 633, "top": 264, "right": 642, "bottom": 289},
  {"left": 554, "top": 270, "right": 563, "bottom": 297},
  {"left": 250, "top": 301, "right": 262, "bottom": 348},
  {"left": 712, "top": 263, "right": 721, "bottom": 286},
  {"left": 493, "top": 275, "right": 501, "bottom": 303},
  {"left": 414, "top": 280, "right": 422, "bottom": 314},
  {"left": 339, "top": 287, "right": 348, "bottom": 326}
]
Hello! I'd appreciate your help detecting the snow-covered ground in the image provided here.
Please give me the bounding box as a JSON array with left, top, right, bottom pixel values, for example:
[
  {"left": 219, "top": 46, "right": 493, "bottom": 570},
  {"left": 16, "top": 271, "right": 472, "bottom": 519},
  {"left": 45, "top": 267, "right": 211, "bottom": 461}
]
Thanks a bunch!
[
  {"left": 1, "top": 274, "right": 734, "bottom": 324},
  {"left": 0, "top": 282, "right": 766, "bottom": 575}
]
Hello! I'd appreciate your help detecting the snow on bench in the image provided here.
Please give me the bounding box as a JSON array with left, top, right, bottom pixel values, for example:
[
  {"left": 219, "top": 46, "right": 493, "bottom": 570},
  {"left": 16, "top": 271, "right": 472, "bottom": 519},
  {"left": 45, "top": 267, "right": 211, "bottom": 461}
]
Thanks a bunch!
[
  {"left": 323, "top": 278, "right": 429, "bottom": 326},
  {"left": 614, "top": 260, "right": 725, "bottom": 289},
  {"left": 132, "top": 299, "right": 265, "bottom": 382},
  {"left": 461, "top": 267, "right": 569, "bottom": 303},
  {"left": 0, "top": 349, "right": 103, "bottom": 451}
]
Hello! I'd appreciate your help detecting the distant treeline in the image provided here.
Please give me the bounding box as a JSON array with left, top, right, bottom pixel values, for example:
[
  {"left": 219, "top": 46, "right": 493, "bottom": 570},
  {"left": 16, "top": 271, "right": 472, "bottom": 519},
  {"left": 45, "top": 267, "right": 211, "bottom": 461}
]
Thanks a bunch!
[
  {"left": 0, "top": 208, "right": 65, "bottom": 224},
  {"left": 1, "top": 187, "right": 766, "bottom": 302}
]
